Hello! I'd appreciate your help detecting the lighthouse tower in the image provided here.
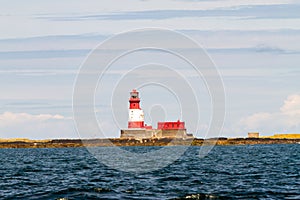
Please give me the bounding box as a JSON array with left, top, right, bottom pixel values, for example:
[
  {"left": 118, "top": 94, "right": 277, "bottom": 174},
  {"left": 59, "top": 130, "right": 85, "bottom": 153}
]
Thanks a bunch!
[{"left": 128, "top": 89, "right": 145, "bottom": 128}]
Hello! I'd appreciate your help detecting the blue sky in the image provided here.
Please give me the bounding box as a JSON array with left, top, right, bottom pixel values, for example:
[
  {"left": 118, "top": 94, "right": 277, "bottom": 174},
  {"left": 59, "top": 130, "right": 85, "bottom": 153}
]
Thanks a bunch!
[{"left": 0, "top": 0, "right": 300, "bottom": 139}]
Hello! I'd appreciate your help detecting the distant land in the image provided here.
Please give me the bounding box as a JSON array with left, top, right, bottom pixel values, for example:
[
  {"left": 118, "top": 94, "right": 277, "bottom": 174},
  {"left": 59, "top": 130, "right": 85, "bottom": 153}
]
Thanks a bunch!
[{"left": 0, "top": 134, "right": 299, "bottom": 148}]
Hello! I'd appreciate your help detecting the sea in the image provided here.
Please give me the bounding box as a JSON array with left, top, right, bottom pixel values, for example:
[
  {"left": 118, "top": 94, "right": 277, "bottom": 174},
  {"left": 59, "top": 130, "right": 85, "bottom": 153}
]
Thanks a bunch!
[{"left": 0, "top": 144, "right": 299, "bottom": 199}]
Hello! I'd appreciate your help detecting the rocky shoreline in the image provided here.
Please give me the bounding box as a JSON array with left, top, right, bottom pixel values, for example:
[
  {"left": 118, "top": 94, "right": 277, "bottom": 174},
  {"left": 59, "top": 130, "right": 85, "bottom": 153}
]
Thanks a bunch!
[{"left": 0, "top": 137, "right": 299, "bottom": 148}]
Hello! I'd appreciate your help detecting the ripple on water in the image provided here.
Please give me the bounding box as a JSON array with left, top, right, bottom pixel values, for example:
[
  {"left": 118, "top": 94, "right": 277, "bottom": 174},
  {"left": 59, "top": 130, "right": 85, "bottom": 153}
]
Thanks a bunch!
[{"left": 0, "top": 145, "right": 299, "bottom": 199}]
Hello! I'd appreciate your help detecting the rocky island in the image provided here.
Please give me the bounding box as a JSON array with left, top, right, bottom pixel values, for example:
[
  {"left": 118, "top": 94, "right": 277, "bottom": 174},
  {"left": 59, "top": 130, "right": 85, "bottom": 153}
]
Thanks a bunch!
[
  {"left": 1, "top": 91, "right": 299, "bottom": 149},
  {"left": 0, "top": 134, "right": 299, "bottom": 149}
]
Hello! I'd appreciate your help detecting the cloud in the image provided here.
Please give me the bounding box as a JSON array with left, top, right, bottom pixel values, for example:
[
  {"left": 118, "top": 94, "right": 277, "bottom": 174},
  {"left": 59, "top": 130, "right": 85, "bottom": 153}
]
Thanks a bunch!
[
  {"left": 1, "top": 2, "right": 300, "bottom": 39},
  {"left": 37, "top": 4, "right": 300, "bottom": 21},
  {"left": 0, "top": 112, "right": 76, "bottom": 139},
  {"left": 0, "top": 0, "right": 294, "bottom": 15},
  {"left": 0, "top": 49, "right": 89, "bottom": 60},
  {"left": 208, "top": 45, "right": 299, "bottom": 55},
  {"left": 280, "top": 94, "right": 300, "bottom": 115},
  {"left": 0, "top": 69, "right": 78, "bottom": 76},
  {"left": 239, "top": 94, "right": 300, "bottom": 134}
]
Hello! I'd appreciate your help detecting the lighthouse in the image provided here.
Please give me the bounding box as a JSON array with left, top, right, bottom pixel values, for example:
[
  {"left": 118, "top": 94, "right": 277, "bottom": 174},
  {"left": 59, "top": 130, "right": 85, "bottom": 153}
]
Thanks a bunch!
[
  {"left": 121, "top": 89, "right": 192, "bottom": 139},
  {"left": 128, "top": 89, "right": 145, "bottom": 128}
]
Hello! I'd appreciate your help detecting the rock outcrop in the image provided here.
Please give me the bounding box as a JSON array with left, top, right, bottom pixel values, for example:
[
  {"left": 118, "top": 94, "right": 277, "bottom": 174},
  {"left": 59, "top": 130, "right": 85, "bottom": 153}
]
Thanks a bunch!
[{"left": 0, "top": 137, "right": 299, "bottom": 148}]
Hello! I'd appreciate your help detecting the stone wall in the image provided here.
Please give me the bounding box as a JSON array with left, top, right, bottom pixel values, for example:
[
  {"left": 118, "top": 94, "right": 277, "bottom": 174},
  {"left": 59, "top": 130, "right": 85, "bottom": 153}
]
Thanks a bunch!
[
  {"left": 120, "top": 129, "right": 161, "bottom": 139},
  {"left": 248, "top": 132, "right": 259, "bottom": 138},
  {"left": 120, "top": 129, "right": 193, "bottom": 139},
  {"left": 161, "top": 129, "right": 187, "bottom": 138}
]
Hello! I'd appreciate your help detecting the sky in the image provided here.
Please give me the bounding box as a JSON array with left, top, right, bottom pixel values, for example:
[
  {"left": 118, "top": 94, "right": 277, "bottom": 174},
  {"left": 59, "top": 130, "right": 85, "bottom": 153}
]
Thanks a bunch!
[{"left": 0, "top": 0, "right": 300, "bottom": 139}]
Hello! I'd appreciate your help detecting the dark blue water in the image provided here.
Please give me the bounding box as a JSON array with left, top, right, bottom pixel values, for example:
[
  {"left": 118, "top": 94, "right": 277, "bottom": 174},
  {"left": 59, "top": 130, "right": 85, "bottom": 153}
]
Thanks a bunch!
[{"left": 0, "top": 145, "right": 299, "bottom": 199}]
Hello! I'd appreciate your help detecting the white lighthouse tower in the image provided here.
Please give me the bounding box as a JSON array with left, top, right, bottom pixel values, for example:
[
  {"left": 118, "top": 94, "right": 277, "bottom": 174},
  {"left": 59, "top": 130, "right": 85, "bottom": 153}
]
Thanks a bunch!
[{"left": 128, "top": 89, "right": 145, "bottom": 128}]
